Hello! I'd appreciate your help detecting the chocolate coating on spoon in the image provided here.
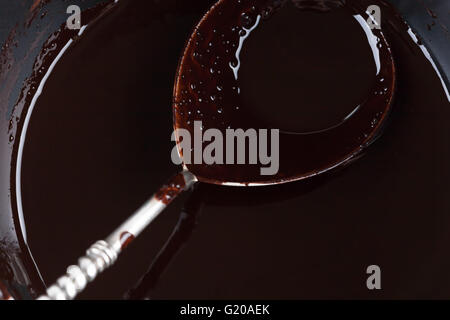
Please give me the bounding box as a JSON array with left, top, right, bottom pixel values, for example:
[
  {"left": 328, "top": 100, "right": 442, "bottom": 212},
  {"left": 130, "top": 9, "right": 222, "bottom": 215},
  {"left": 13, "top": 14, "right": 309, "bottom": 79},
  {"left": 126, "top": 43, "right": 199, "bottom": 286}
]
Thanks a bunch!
[{"left": 173, "top": 0, "right": 395, "bottom": 185}]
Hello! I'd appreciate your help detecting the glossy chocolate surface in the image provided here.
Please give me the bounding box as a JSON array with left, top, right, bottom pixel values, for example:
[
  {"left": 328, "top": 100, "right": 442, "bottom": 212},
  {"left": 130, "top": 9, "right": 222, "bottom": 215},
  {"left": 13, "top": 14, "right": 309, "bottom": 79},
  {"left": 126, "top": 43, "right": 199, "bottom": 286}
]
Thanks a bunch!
[
  {"left": 0, "top": 0, "right": 449, "bottom": 299},
  {"left": 174, "top": 0, "right": 395, "bottom": 184}
]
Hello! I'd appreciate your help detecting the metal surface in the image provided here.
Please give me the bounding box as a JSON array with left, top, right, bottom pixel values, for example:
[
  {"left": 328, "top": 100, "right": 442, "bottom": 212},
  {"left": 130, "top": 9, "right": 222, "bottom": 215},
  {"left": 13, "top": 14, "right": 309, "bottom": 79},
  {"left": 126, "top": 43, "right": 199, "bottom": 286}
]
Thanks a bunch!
[{"left": 38, "top": 170, "right": 197, "bottom": 300}]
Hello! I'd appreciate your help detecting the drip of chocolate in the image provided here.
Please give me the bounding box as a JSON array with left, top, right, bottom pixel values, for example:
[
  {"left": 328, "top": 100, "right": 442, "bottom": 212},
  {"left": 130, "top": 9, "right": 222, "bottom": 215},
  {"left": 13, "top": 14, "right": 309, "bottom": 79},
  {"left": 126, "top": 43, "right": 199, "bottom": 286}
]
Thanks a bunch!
[
  {"left": 119, "top": 232, "right": 135, "bottom": 250},
  {"left": 155, "top": 173, "right": 187, "bottom": 205}
]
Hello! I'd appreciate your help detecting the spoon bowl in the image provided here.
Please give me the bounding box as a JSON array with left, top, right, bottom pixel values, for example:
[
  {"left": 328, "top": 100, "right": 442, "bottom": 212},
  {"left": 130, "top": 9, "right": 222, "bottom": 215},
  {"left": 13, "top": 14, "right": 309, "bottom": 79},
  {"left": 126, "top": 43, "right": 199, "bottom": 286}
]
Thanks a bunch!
[{"left": 173, "top": 0, "right": 395, "bottom": 186}]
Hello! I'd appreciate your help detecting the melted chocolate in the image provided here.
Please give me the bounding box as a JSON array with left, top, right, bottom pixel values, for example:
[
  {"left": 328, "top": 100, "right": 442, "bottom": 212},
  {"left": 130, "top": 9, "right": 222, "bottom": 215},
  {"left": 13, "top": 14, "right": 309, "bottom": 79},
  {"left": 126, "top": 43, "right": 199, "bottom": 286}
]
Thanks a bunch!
[
  {"left": 0, "top": 0, "right": 449, "bottom": 299},
  {"left": 155, "top": 173, "right": 187, "bottom": 205},
  {"left": 0, "top": 280, "right": 11, "bottom": 300},
  {"left": 174, "top": 0, "right": 395, "bottom": 184},
  {"left": 119, "top": 232, "right": 135, "bottom": 251}
]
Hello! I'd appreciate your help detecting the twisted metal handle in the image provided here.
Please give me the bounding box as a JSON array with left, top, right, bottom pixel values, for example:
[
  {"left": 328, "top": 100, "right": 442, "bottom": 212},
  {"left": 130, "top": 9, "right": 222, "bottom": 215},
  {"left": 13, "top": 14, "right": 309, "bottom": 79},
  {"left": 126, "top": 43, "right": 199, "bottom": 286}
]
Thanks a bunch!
[
  {"left": 38, "top": 240, "right": 118, "bottom": 300},
  {"left": 37, "top": 171, "right": 197, "bottom": 300}
]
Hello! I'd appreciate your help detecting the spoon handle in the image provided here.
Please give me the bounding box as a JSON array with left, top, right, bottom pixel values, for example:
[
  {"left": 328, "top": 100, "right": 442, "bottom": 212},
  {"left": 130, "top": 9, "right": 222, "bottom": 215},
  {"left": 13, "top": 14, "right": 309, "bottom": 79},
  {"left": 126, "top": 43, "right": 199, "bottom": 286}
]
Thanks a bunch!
[{"left": 37, "top": 170, "right": 197, "bottom": 300}]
